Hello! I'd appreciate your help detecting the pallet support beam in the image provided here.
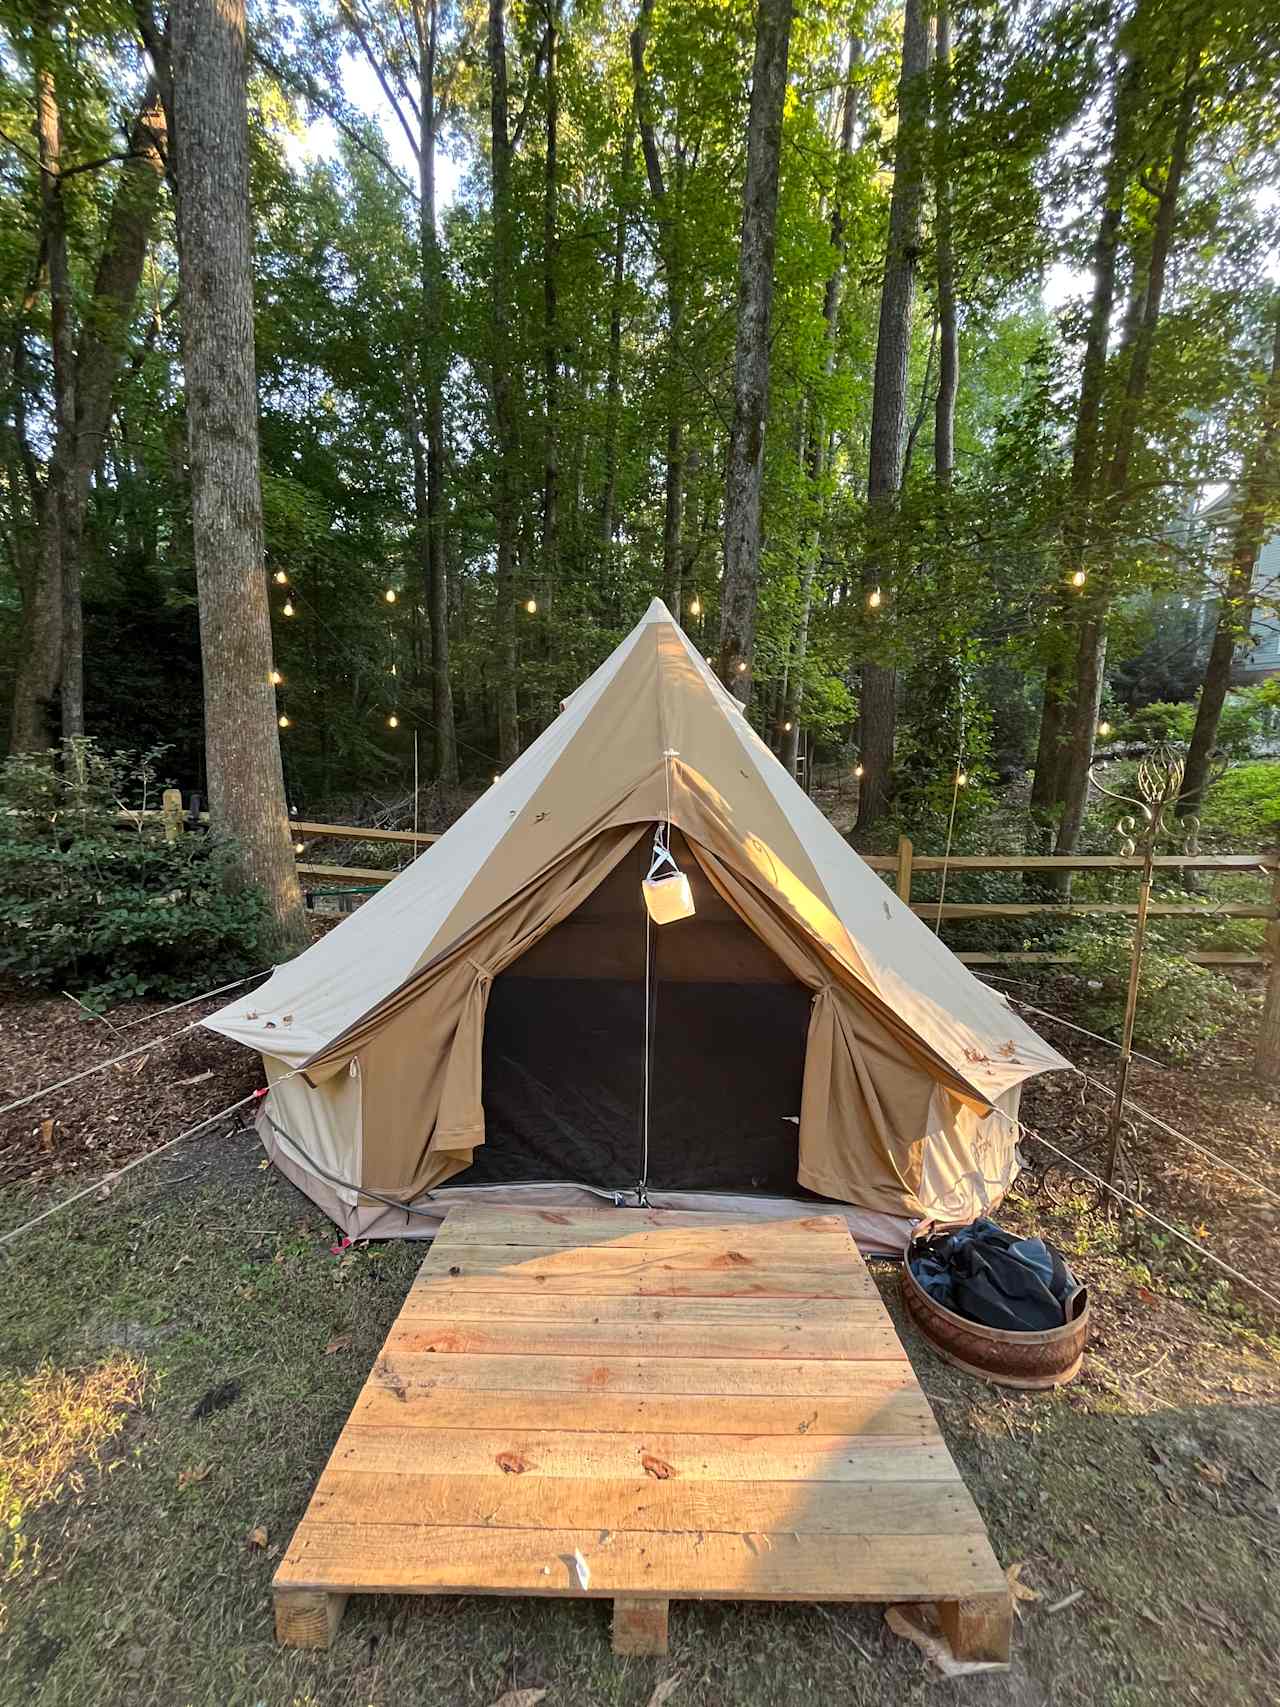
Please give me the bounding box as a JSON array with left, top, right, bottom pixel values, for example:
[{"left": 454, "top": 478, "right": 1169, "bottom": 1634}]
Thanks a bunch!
[
  {"left": 613, "top": 1596, "right": 670, "bottom": 1656},
  {"left": 274, "top": 1588, "right": 348, "bottom": 1649},
  {"left": 936, "top": 1592, "right": 1012, "bottom": 1664}
]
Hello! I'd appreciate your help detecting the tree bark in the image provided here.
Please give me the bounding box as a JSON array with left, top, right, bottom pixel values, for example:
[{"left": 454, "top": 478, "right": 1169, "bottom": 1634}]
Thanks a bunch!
[
  {"left": 1181, "top": 303, "right": 1280, "bottom": 816},
  {"left": 169, "top": 0, "right": 307, "bottom": 953},
  {"left": 718, "top": 0, "right": 793, "bottom": 700},
  {"left": 61, "top": 82, "right": 168, "bottom": 741},
  {"left": 933, "top": 5, "right": 957, "bottom": 489},
  {"left": 541, "top": 0, "right": 561, "bottom": 591},
  {"left": 488, "top": 0, "right": 520, "bottom": 763},
  {"left": 415, "top": 0, "right": 458, "bottom": 782},
  {"left": 782, "top": 35, "right": 860, "bottom": 776},
  {"left": 598, "top": 117, "right": 634, "bottom": 561},
  {"left": 856, "top": 0, "right": 929, "bottom": 831},
  {"left": 1055, "top": 41, "right": 1198, "bottom": 855}
]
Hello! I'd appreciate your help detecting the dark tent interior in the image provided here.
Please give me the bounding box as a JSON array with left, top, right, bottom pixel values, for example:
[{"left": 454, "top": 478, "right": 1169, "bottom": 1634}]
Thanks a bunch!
[{"left": 453, "top": 831, "right": 813, "bottom": 1194}]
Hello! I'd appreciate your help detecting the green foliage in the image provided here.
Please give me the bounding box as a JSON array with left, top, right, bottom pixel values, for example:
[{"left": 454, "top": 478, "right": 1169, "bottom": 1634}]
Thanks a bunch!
[
  {"left": 1196, "top": 760, "right": 1280, "bottom": 845},
  {"left": 1064, "top": 921, "right": 1254, "bottom": 1063},
  {"left": 1113, "top": 688, "right": 1278, "bottom": 758},
  {"left": 0, "top": 745, "right": 269, "bottom": 1007}
]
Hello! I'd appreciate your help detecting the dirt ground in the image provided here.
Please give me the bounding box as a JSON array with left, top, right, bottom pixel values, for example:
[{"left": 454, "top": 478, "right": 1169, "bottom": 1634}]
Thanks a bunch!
[{"left": 1, "top": 982, "right": 1279, "bottom": 1705}]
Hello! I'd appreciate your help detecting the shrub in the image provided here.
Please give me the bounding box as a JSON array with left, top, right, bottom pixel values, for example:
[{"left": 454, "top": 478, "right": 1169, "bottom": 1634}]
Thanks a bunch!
[
  {"left": 1064, "top": 921, "right": 1254, "bottom": 1064},
  {"left": 1196, "top": 760, "right": 1280, "bottom": 846},
  {"left": 0, "top": 742, "right": 270, "bottom": 1008}
]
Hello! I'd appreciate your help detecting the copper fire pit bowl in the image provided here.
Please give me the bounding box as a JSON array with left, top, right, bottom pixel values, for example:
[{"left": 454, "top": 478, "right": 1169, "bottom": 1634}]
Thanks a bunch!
[{"left": 902, "top": 1252, "right": 1090, "bottom": 1390}]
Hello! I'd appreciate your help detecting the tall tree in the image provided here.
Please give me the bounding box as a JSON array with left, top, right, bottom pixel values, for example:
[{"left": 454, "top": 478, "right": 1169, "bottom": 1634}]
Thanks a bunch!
[
  {"left": 717, "top": 0, "right": 793, "bottom": 698},
  {"left": 1180, "top": 300, "right": 1280, "bottom": 815},
  {"left": 932, "top": 4, "right": 957, "bottom": 488},
  {"left": 856, "top": 0, "right": 929, "bottom": 831},
  {"left": 488, "top": 0, "right": 523, "bottom": 763},
  {"left": 541, "top": 0, "right": 561, "bottom": 593},
  {"left": 166, "top": 0, "right": 308, "bottom": 951}
]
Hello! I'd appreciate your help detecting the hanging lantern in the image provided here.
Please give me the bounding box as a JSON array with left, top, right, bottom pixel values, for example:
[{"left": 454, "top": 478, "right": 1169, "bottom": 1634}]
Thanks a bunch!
[
  {"left": 868, "top": 587, "right": 882, "bottom": 610},
  {"left": 269, "top": 669, "right": 283, "bottom": 685},
  {"left": 278, "top": 713, "right": 290, "bottom": 729},
  {"left": 642, "top": 825, "right": 695, "bottom": 925},
  {"left": 274, "top": 569, "right": 288, "bottom": 585},
  {"left": 282, "top": 599, "right": 295, "bottom": 617},
  {"left": 525, "top": 597, "right": 537, "bottom": 614}
]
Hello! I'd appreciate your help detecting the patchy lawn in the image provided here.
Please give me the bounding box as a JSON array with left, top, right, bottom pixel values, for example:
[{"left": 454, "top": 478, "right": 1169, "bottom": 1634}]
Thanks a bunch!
[{"left": 1, "top": 984, "right": 1279, "bottom": 1705}]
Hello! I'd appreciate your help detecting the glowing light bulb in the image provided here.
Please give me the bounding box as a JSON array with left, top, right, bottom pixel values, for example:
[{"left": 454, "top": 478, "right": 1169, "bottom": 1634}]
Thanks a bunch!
[
  {"left": 705, "top": 655, "right": 713, "bottom": 665},
  {"left": 1071, "top": 569, "right": 1086, "bottom": 588},
  {"left": 854, "top": 762, "right": 864, "bottom": 778},
  {"left": 269, "top": 669, "right": 283, "bottom": 685},
  {"left": 387, "top": 713, "right": 399, "bottom": 729},
  {"left": 525, "top": 597, "right": 537, "bottom": 614},
  {"left": 385, "top": 587, "right": 397, "bottom": 603},
  {"left": 282, "top": 599, "right": 295, "bottom": 617},
  {"left": 957, "top": 770, "right": 969, "bottom": 787},
  {"left": 690, "top": 597, "right": 701, "bottom": 617},
  {"left": 293, "top": 840, "right": 304, "bottom": 855},
  {"left": 868, "top": 587, "right": 882, "bottom": 610},
  {"left": 1098, "top": 720, "right": 1112, "bottom": 737},
  {"left": 389, "top": 663, "right": 397, "bottom": 676},
  {"left": 278, "top": 714, "right": 290, "bottom": 729},
  {"left": 492, "top": 773, "right": 500, "bottom": 785},
  {"left": 736, "top": 660, "right": 747, "bottom": 674},
  {"left": 274, "top": 569, "right": 288, "bottom": 585},
  {"left": 783, "top": 720, "right": 793, "bottom": 732}
]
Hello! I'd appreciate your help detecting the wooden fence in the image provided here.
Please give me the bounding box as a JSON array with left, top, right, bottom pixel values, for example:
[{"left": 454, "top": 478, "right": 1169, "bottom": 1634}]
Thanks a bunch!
[{"left": 140, "top": 793, "right": 1277, "bottom": 969}]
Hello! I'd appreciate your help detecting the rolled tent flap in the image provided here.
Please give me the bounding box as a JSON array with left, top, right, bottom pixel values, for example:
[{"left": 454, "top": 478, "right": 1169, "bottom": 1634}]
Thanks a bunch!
[{"left": 306, "top": 823, "right": 648, "bottom": 1202}]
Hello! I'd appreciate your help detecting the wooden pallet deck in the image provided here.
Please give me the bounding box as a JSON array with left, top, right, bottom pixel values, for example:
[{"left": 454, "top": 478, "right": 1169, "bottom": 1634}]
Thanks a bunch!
[{"left": 274, "top": 1206, "right": 1011, "bottom": 1662}]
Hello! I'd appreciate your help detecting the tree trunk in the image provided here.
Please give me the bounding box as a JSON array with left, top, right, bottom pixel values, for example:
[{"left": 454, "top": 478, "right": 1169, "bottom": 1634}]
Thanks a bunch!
[
  {"left": 169, "top": 0, "right": 307, "bottom": 953},
  {"left": 598, "top": 118, "right": 634, "bottom": 561},
  {"left": 717, "top": 0, "right": 793, "bottom": 700},
  {"left": 488, "top": 0, "right": 520, "bottom": 763},
  {"left": 416, "top": 0, "right": 458, "bottom": 782},
  {"left": 933, "top": 5, "right": 957, "bottom": 489},
  {"left": 782, "top": 34, "right": 860, "bottom": 775},
  {"left": 61, "top": 82, "right": 168, "bottom": 741},
  {"left": 1181, "top": 302, "right": 1280, "bottom": 815},
  {"left": 1055, "top": 43, "right": 1198, "bottom": 855},
  {"left": 11, "top": 44, "right": 72, "bottom": 754},
  {"left": 856, "top": 0, "right": 929, "bottom": 831},
  {"left": 541, "top": 0, "right": 560, "bottom": 591}
]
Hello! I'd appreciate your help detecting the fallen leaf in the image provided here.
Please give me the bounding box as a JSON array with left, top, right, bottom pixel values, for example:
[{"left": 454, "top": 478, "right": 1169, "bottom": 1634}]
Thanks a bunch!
[
  {"left": 324, "top": 1334, "right": 352, "bottom": 1355},
  {"left": 647, "top": 1679, "right": 683, "bottom": 1707},
  {"left": 247, "top": 1525, "right": 269, "bottom": 1549},
  {"left": 641, "top": 1454, "right": 675, "bottom": 1480},
  {"left": 177, "top": 1464, "right": 212, "bottom": 1489},
  {"left": 485, "top": 1692, "right": 548, "bottom": 1707},
  {"left": 1006, "top": 1561, "right": 1040, "bottom": 1617},
  {"left": 1196, "top": 1459, "right": 1228, "bottom": 1487}
]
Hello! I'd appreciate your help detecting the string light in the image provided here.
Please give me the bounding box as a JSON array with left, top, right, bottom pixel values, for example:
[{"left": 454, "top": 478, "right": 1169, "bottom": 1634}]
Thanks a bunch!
[
  {"left": 387, "top": 713, "right": 399, "bottom": 729},
  {"left": 492, "top": 773, "right": 500, "bottom": 784},
  {"left": 293, "top": 840, "right": 304, "bottom": 855},
  {"left": 705, "top": 655, "right": 713, "bottom": 665},
  {"left": 1098, "top": 720, "right": 1112, "bottom": 737},
  {"left": 1070, "top": 569, "right": 1086, "bottom": 588},
  {"left": 278, "top": 713, "right": 290, "bottom": 729},
  {"left": 783, "top": 720, "right": 793, "bottom": 732},
  {"left": 868, "top": 587, "right": 882, "bottom": 610},
  {"left": 689, "top": 596, "right": 701, "bottom": 617},
  {"left": 269, "top": 669, "right": 283, "bottom": 685},
  {"left": 282, "top": 599, "right": 295, "bottom": 617},
  {"left": 274, "top": 569, "right": 288, "bottom": 585},
  {"left": 525, "top": 597, "right": 537, "bottom": 614},
  {"left": 736, "top": 660, "right": 747, "bottom": 674},
  {"left": 956, "top": 770, "right": 969, "bottom": 787},
  {"left": 389, "top": 663, "right": 397, "bottom": 677},
  {"left": 854, "top": 762, "right": 864, "bottom": 778}
]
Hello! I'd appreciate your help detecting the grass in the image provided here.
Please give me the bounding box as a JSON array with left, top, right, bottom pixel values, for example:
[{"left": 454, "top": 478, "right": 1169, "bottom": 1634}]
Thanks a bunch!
[{"left": 1, "top": 1136, "right": 1278, "bottom": 1707}]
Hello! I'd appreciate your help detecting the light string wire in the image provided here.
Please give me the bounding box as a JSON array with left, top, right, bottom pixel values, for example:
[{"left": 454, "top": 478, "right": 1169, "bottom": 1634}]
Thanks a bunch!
[{"left": 932, "top": 688, "right": 967, "bottom": 933}]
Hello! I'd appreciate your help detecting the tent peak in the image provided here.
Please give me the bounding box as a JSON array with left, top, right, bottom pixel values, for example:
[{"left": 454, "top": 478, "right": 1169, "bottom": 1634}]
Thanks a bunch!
[{"left": 641, "top": 596, "right": 676, "bottom": 624}]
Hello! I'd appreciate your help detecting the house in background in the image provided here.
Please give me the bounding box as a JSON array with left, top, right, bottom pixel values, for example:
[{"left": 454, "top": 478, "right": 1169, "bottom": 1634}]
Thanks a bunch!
[{"left": 1196, "top": 486, "right": 1280, "bottom": 680}]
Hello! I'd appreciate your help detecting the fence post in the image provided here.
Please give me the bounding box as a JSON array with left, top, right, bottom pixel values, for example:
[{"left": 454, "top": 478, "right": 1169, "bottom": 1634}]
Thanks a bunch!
[
  {"left": 161, "top": 788, "right": 184, "bottom": 843},
  {"left": 896, "top": 834, "right": 914, "bottom": 904},
  {"left": 1257, "top": 859, "right": 1280, "bottom": 1078}
]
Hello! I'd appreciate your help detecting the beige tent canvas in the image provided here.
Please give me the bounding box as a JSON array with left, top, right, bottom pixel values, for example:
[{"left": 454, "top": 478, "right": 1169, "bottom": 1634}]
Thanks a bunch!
[{"left": 205, "top": 599, "right": 1069, "bottom": 1250}]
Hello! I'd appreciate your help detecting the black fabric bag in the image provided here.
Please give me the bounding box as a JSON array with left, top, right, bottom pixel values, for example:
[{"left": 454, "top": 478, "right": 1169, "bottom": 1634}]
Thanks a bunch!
[{"left": 911, "top": 1221, "right": 1073, "bottom": 1333}]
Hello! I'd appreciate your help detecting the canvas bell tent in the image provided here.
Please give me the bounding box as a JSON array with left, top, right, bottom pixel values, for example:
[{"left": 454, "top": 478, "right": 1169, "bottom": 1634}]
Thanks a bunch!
[{"left": 205, "top": 600, "right": 1069, "bottom": 1250}]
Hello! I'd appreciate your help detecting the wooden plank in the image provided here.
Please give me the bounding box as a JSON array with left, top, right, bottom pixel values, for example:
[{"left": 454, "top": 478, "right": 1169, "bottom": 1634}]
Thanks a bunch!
[
  {"left": 865, "top": 852, "right": 1273, "bottom": 872},
  {"left": 385, "top": 1317, "right": 906, "bottom": 1362},
  {"left": 322, "top": 1424, "right": 960, "bottom": 1484},
  {"left": 432, "top": 1207, "right": 850, "bottom": 1249},
  {"left": 415, "top": 1241, "right": 868, "bottom": 1283},
  {"left": 296, "top": 862, "right": 396, "bottom": 883},
  {"left": 307, "top": 1471, "right": 981, "bottom": 1537},
  {"left": 408, "top": 1266, "right": 874, "bottom": 1299},
  {"left": 910, "top": 901, "right": 1272, "bottom": 919},
  {"left": 351, "top": 1382, "right": 935, "bottom": 1437},
  {"left": 613, "top": 1597, "right": 668, "bottom": 1656},
  {"left": 275, "top": 1521, "right": 1006, "bottom": 1603},
  {"left": 393, "top": 1291, "right": 874, "bottom": 1324},
  {"left": 292, "top": 820, "right": 439, "bottom": 845},
  {"left": 361, "top": 1351, "right": 915, "bottom": 1396}
]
